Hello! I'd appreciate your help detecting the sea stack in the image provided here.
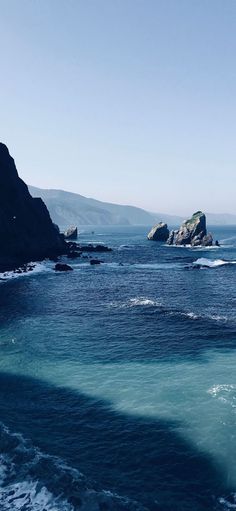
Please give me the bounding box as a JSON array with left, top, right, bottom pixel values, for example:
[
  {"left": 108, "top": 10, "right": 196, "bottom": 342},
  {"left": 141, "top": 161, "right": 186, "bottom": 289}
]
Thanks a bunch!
[
  {"left": 147, "top": 222, "right": 169, "bottom": 241},
  {"left": 0, "top": 143, "right": 66, "bottom": 270},
  {"left": 167, "top": 211, "right": 214, "bottom": 246},
  {"left": 64, "top": 226, "right": 78, "bottom": 240}
]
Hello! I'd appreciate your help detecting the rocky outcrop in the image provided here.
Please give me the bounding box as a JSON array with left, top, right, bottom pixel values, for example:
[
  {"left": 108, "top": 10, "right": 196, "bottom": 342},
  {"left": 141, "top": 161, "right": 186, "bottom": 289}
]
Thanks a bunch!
[
  {"left": 78, "top": 244, "right": 112, "bottom": 252},
  {"left": 0, "top": 143, "right": 66, "bottom": 270},
  {"left": 147, "top": 222, "right": 169, "bottom": 241},
  {"left": 64, "top": 226, "right": 78, "bottom": 240},
  {"left": 54, "top": 263, "right": 73, "bottom": 272},
  {"left": 167, "top": 212, "right": 214, "bottom": 247},
  {"left": 90, "top": 259, "right": 103, "bottom": 265}
]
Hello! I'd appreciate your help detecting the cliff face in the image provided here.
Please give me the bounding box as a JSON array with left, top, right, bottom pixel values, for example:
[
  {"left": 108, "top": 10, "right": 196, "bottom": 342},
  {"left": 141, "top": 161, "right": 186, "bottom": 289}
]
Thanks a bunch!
[{"left": 0, "top": 143, "right": 65, "bottom": 270}]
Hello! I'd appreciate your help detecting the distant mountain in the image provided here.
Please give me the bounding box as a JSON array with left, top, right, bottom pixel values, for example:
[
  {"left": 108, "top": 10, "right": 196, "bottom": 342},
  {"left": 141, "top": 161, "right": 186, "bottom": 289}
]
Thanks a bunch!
[
  {"left": 29, "top": 185, "right": 182, "bottom": 227},
  {"left": 28, "top": 186, "right": 236, "bottom": 228},
  {"left": 206, "top": 213, "right": 236, "bottom": 225}
]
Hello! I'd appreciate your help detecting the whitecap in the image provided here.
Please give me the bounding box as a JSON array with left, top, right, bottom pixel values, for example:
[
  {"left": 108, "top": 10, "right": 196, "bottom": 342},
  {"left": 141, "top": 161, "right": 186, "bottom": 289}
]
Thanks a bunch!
[
  {"left": 109, "top": 297, "right": 162, "bottom": 308},
  {"left": 118, "top": 244, "right": 134, "bottom": 250},
  {"left": 0, "top": 423, "right": 145, "bottom": 511},
  {"left": 193, "top": 258, "right": 236, "bottom": 268},
  {"left": 0, "top": 263, "right": 48, "bottom": 282},
  {"left": 218, "top": 495, "right": 236, "bottom": 509}
]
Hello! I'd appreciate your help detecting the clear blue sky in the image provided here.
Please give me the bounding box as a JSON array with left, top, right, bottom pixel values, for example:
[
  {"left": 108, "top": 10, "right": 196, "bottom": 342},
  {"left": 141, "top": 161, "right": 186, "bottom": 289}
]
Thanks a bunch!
[{"left": 0, "top": 0, "right": 235, "bottom": 215}]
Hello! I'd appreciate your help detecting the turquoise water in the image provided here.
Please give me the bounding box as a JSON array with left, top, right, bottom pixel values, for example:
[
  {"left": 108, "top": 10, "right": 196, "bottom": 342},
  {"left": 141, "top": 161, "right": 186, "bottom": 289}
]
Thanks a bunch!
[{"left": 0, "top": 225, "right": 236, "bottom": 510}]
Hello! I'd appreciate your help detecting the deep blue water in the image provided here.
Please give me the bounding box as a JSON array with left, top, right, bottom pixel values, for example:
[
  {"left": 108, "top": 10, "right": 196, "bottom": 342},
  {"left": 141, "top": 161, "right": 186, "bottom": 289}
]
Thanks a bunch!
[{"left": 0, "top": 225, "right": 236, "bottom": 510}]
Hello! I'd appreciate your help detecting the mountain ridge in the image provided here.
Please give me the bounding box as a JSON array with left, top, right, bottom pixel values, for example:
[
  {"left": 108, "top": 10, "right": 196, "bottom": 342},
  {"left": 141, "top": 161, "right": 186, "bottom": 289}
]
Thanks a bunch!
[{"left": 28, "top": 185, "right": 236, "bottom": 227}]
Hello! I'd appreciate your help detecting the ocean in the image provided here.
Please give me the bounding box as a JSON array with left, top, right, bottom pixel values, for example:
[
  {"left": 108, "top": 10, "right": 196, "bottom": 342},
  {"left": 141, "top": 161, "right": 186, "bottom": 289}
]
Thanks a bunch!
[{"left": 0, "top": 225, "right": 235, "bottom": 511}]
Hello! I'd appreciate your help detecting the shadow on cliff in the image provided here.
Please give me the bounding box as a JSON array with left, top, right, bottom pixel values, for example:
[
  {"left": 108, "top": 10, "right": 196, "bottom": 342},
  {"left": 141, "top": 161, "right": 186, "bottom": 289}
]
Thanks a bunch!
[{"left": 0, "top": 371, "right": 231, "bottom": 511}]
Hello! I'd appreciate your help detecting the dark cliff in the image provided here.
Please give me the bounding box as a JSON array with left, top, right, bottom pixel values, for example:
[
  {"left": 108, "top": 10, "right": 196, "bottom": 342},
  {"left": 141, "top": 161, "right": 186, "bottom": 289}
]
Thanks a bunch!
[{"left": 0, "top": 143, "right": 65, "bottom": 270}]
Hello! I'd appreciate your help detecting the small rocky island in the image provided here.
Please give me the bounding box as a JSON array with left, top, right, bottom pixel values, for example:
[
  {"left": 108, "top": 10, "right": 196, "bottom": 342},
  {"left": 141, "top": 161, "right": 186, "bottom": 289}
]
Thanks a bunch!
[
  {"left": 147, "top": 222, "right": 169, "bottom": 241},
  {"left": 64, "top": 226, "right": 78, "bottom": 240},
  {"left": 148, "top": 211, "right": 217, "bottom": 247}
]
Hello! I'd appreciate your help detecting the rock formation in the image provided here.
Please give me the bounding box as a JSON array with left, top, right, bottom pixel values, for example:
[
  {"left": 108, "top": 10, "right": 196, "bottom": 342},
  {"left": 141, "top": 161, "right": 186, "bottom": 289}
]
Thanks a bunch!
[
  {"left": 147, "top": 222, "right": 169, "bottom": 241},
  {"left": 0, "top": 143, "right": 66, "bottom": 270},
  {"left": 64, "top": 226, "right": 78, "bottom": 240},
  {"left": 54, "top": 263, "right": 73, "bottom": 272},
  {"left": 167, "top": 211, "right": 214, "bottom": 247}
]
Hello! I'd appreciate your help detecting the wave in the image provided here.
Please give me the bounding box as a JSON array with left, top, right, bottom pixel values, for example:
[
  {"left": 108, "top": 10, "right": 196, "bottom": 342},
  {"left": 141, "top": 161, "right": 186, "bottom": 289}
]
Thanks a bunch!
[
  {"left": 193, "top": 258, "right": 236, "bottom": 268},
  {"left": 208, "top": 384, "right": 236, "bottom": 401},
  {"left": 118, "top": 245, "right": 135, "bottom": 250},
  {"left": 0, "top": 263, "right": 47, "bottom": 282},
  {"left": 109, "top": 297, "right": 162, "bottom": 308},
  {"left": 166, "top": 243, "right": 219, "bottom": 250},
  {"left": 0, "top": 423, "right": 146, "bottom": 511},
  {"left": 218, "top": 494, "right": 236, "bottom": 509},
  {"left": 108, "top": 298, "right": 228, "bottom": 323}
]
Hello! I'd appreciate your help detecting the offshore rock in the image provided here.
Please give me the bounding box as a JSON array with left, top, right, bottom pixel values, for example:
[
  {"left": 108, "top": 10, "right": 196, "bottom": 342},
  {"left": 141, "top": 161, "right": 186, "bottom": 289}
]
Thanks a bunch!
[
  {"left": 167, "top": 211, "right": 214, "bottom": 247},
  {"left": 175, "top": 211, "right": 207, "bottom": 245},
  {"left": 166, "top": 230, "right": 177, "bottom": 245},
  {"left": 90, "top": 259, "right": 103, "bottom": 265},
  {"left": 54, "top": 263, "right": 73, "bottom": 271},
  {"left": 64, "top": 226, "right": 78, "bottom": 240},
  {"left": 0, "top": 143, "right": 65, "bottom": 271},
  {"left": 147, "top": 222, "right": 169, "bottom": 241},
  {"left": 201, "top": 233, "right": 214, "bottom": 247}
]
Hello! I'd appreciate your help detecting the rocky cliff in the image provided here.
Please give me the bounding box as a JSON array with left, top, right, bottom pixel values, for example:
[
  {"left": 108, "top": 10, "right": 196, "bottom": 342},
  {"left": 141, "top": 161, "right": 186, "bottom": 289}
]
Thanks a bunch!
[{"left": 0, "top": 143, "right": 65, "bottom": 270}]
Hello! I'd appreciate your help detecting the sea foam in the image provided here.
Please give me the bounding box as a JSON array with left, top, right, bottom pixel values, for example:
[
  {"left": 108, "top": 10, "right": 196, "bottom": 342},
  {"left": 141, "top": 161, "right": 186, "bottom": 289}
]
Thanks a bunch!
[
  {"left": 0, "top": 423, "right": 145, "bottom": 511},
  {"left": 193, "top": 258, "right": 236, "bottom": 268}
]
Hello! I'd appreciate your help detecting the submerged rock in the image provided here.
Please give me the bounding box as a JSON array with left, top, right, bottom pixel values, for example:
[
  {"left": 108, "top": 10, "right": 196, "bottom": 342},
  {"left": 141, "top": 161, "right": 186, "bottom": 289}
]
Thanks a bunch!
[
  {"left": 90, "top": 259, "right": 103, "bottom": 265},
  {"left": 0, "top": 143, "right": 66, "bottom": 271},
  {"left": 147, "top": 222, "right": 169, "bottom": 241},
  {"left": 54, "top": 263, "right": 73, "bottom": 272},
  {"left": 64, "top": 226, "right": 78, "bottom": 240}
]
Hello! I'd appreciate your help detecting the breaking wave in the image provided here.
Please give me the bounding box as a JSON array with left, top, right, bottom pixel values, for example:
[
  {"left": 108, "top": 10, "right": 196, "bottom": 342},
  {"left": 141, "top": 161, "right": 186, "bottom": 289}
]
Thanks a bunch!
[
  {"left": 0, "top": 263, "right": 48, "bottom": 282},
  {"left": 109, "top": 297, "right": 162, "bottom": 308},
  {"left": 193, "top": 258, "right": 236, "bottom": 268},
  {"left": 108, "top": 298, "right": 228, "bottom": 323},
  {"left": 0, "top": 423, "right": 146, "bottom": 511}
]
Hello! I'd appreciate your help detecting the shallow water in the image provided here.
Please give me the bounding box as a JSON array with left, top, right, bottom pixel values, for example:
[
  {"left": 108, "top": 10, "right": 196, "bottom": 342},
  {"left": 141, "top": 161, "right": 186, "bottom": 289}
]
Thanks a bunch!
[{"left": 0, "top": 225, "right": 236, "bottom": 510}]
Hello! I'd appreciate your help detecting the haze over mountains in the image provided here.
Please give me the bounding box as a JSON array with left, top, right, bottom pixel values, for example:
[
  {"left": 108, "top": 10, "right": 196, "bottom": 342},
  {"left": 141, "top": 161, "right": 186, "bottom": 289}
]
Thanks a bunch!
[{"left": 29, "top": 185, "right": 236, "bottom": 228}]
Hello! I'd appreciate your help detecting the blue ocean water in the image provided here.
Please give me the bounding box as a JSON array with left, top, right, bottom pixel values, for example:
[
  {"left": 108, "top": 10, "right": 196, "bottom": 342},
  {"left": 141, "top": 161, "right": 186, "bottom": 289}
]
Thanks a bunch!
[{"left": 0, "top": 225, "right": 236, "bottom": 511}]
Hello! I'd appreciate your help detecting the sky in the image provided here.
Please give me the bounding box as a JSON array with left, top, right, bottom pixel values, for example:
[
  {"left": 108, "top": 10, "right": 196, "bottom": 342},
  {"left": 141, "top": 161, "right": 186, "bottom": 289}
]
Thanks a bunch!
[{"left": 0, "top": 0, "right": 236, "bottom": 215}]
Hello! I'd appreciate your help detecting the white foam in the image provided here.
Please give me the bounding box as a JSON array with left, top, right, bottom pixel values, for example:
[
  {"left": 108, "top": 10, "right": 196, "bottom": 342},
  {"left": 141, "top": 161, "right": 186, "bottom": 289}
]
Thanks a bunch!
[
  {"left": 0, "top": 263, "right": 48, "bottom": 282},
  {"left": 208, "top": 384, "right": 236, "bottom": 398},
  {"left": 218, "top": 495, "right": 236, "bottom": 509},
  {"left": 0, "top": 423, "right": 144, "bottom": 511},
  {"left": 182, "top": 312, "right": 199, "bottom": 320},
  {"left": 193, "top": 258, "right": 236, "bottom": 268},
  {"left": 118, "top": 245, "right": 134, "bottom": 250},
  {"left": 129, "top": 298, "right": 158, "bottom": 306},
  {"left": 180, "top": 311, "right": 227, "bottom": 322},
  {"left": 0, "top": 480, "right": 73, "bottom": 511},
  {"left": 109, "top": 297, "right": 162, "bottom": 308}
]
